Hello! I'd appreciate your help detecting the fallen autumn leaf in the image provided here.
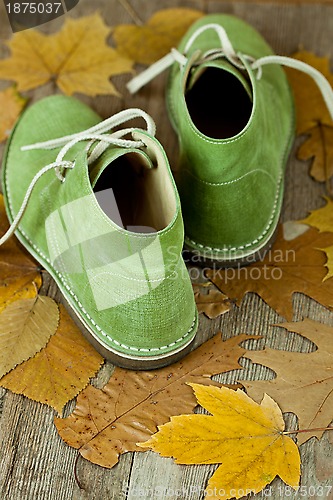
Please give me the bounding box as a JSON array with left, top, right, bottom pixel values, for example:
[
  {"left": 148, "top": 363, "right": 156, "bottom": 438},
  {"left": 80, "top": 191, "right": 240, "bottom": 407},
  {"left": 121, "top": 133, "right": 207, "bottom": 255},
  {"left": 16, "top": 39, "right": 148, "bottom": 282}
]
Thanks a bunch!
[
  {"left": 139, "top": 384, "right": 300, "bottom": 500},
  {"left": 0, "top": 13, "right": 133, "bottom": 96},
  {"left": 54, "top": 333, "right": 255, "bottom": 468},
  {"left": 206, "top": 223, "right": 333, "bottom": 320},
  {"left": 0, "top": 194, "right": 42, "bottom": 313},
  {"left": 113, "top": 8, "right": 204, "bottom": 65},
  {"left": 0, "top": 295, "right": 59, "bottom": 379},
  {"left": 195, "top": 288, "right": 231, "bottom": 319},
  {"left": 242, "top": 318, "right": 333, "bottom": 445},
  {"left": 0, "top": 86, "right": 27, "bottom": 142},
  {"left": 300, "top": 196, "right": 333, "bottom": 234},
  {"left": 0, "top": 305, "right": 104, "bottom": 414},
  {"left": 285, "top": 51, "right": 333, "bottom": 184}
]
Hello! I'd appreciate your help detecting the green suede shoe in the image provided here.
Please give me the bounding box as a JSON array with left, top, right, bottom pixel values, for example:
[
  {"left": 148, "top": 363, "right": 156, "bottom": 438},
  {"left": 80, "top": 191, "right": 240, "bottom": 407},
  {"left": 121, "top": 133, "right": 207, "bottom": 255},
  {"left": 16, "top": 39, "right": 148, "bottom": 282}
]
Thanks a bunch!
[
  {"left": 1, "top": 96, "right": 198, "bottom": 369},
  {"left": 128, "top": 14, "right": 333, "bottom": 266}
]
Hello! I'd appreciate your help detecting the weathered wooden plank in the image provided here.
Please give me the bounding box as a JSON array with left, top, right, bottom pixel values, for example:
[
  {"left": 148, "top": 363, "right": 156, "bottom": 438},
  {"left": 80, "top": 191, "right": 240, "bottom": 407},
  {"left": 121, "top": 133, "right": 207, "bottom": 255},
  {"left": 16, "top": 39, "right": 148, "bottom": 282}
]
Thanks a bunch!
[{"left": 0, "top": 0, "right": 332, "bottom": 499}]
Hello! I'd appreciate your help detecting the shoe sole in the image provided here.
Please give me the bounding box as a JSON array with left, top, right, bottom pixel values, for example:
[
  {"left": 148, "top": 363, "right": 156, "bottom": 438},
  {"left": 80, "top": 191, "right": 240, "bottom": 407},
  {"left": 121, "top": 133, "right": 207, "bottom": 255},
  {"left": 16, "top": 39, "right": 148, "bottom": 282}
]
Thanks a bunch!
[
  {"left": 63, "top": 297, "right": 198, "bottom": 370},
  {"left": 183, "top": 223, "right": 280, "bottom": 269}
]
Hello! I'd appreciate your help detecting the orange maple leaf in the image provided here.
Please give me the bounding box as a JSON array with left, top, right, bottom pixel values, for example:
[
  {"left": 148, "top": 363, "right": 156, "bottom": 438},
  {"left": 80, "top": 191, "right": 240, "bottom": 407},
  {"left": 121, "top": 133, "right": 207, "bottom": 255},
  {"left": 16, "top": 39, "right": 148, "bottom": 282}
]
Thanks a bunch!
[{"left": 286, "top": 52, "right": 333, "bottom": 183}]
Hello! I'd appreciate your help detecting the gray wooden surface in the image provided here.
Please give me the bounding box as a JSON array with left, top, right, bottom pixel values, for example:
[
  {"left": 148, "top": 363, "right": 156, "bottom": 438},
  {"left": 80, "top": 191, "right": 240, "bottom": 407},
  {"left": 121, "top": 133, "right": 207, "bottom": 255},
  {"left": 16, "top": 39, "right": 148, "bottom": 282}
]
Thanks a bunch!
[{"left": 0, "top": 1, "right": 333, "bottom": 499}]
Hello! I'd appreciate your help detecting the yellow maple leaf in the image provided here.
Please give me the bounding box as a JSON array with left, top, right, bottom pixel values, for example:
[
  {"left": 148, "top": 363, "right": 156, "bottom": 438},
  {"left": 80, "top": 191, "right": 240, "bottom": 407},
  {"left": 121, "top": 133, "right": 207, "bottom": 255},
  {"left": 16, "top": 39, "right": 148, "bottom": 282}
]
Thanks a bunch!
[
  {"left": 54, "top": 334, "right": 253, "bottom": 468},
  {"left": 0, "top": 13, "right": 133, "bottom": 96},
  {"left": 298, "top": 126, "right": 333, "bottom": 183},
  {"left": 318, "top": 245, "right": 333, "bottom": 281},
  {"left": 285, "top": 52, "right": 333, "bottom": 183},
  {"left": 300, "top": 196, "right": 333, "bottom": 233},
  {"left": 0, "top": 304, "right": 104, "bottom": 414},
  {"left": 0, "top": 194, "right": 42, "bottom": 313},
  {"left": 0, "top": 86, "right": 27, "bottom": 142},
  {"left": 140, "top": 384, "right": 300, "bottom": 500},
  {"left": 0, "top": 295, "right": 59, "bottom": 379},
  {"left": 300, "top": 198, "right": 333, "bottom": 280},
  {"left": 113, "top": 8, "right": 204, "bottom": 65},
  {"left": 286, "top": 52, "right": 333, "bottom": 134}
]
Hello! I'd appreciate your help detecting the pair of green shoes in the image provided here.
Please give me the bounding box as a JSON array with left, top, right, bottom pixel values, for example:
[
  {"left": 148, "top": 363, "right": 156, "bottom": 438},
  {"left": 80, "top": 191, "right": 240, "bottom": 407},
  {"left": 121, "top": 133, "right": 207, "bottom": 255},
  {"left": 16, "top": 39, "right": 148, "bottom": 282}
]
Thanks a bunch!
[{"left": 2, "top": 15, "right": 333, "bottom": 369}]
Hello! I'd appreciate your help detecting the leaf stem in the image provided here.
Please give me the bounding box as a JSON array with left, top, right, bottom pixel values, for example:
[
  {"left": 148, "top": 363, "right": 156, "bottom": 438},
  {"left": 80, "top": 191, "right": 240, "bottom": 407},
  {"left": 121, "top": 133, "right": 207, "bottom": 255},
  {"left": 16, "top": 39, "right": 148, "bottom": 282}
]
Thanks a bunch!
[
  {"left": 193, "top": 282, "right": 213, "bottom": 289},
  {"left": 117, "top": 0, "right": 143, "bottom": 26},
  {"left": 283, "top": 426, "right": 333, "bottom": 436},
  {"left": 318, "top": 121, "right": 333, "bottom": 198},
  {"left": 32, "top": 281, "right": 39, "bottom": 296},
  {"left": 74, "top": 453, "right": 84, "bottom": 490}
]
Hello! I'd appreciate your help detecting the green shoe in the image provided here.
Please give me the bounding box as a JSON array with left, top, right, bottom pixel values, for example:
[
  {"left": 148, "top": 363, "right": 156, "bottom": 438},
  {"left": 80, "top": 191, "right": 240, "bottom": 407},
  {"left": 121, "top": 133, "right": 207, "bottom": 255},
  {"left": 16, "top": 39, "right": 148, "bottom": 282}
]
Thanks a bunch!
[
  {"left": 128, "top": 14, "right": 333, "bottom": 266},
  {"left": 1, "top": 95, "right": 198, "bottom": 369}
]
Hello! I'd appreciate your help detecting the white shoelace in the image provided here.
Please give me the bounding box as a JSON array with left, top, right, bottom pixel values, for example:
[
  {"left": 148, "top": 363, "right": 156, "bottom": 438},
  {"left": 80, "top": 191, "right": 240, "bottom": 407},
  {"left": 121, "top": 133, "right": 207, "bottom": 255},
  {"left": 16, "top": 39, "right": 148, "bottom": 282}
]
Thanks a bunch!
[
  {"left": 0, "top": 108, "right": 156, "bottom": 246},
  {"left": 127, "top": 23, "right": 333, "bottom": 122}
]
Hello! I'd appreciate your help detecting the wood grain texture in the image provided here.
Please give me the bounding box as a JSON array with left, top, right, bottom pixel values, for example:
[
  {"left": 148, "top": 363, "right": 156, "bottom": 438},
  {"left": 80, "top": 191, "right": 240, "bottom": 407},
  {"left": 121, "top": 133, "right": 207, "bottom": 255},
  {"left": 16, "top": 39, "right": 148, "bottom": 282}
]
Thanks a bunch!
[{"left": 0, "top": 1, "right": 333, "bottom": 499}]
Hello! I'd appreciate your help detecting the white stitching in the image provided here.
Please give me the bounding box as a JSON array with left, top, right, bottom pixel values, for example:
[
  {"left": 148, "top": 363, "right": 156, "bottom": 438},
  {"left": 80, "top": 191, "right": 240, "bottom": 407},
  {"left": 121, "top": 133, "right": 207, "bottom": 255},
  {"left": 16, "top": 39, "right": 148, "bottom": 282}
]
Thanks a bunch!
[
  {"left": 182, "top": 63, "right": 295, "bottom": 256},
  {"left": 89, "top": 270, "right": 171, "bottom": 284},
  {"left": 168, "top": 54, "right": 258, "bottom": 146},
  {"left": 189, "top": 115, "right": 252, "bottom": 145},
  {"left": 182, "top": 168, "right": 277, "bottom": 187},
  {"left": 4, "top": 103, "right": 197, "bottom": 352},
  {"left": 10, "top": 225, "right": 198, "bottom": 353}
]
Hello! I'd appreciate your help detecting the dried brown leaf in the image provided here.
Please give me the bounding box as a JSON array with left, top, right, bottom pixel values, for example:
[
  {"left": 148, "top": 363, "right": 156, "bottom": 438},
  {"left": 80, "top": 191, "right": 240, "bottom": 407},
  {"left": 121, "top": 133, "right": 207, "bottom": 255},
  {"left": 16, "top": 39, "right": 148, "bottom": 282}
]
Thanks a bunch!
[
  {"left": 55, "top": 333, "right": 255, "bottom": 468},
  {"left": 320, "top": 245, "right": 333, "bottom": 281},
  {"left": 300, "top": 199, "right": 333, "bottom": 280},
  {"left": 140, "top": 385, "right": 300, "bottom": 498},
  {"left": 206, "top": 224, "right": 333, "bottom": 320},
  {"left": 242, "top": 319, "right": 333, "bottom": 445},
  {"left": 285, "top": 52, "right": 333, "bottom": 182},
  {"left": 298, "top": 125, "right": 333, "bottom": 183},
  {"left": 195, "top": 289, "right": 231, "bottom": 319}
]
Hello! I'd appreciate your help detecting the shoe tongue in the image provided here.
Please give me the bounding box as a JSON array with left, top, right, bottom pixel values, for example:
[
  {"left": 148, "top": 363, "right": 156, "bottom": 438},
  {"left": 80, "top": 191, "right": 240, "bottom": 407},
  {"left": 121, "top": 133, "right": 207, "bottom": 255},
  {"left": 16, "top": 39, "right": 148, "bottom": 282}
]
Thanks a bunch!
[
  {"left": 187, "top": 59, "right": 253, "bottom": 101},
  {"left": 89, "top": 146, "right": 154, "bottom": 188}
]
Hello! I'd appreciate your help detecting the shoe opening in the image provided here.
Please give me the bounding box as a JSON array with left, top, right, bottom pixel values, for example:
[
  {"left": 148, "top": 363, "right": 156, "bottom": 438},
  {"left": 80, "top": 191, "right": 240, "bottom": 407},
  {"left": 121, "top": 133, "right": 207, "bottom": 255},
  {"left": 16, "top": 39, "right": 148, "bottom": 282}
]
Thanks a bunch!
[
  {"left": 185, "top": 67, "right": 253, "bottom": 139},
  {"left": 93, "top": 151, "right": 176, "bottom": 233}
]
